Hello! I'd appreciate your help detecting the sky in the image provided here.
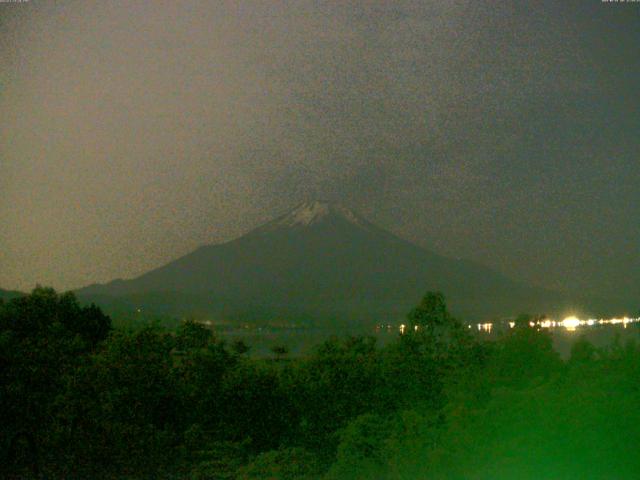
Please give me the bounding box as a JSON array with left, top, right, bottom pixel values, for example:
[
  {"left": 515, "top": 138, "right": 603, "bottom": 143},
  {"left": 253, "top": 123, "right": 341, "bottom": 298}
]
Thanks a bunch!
[{"left": 1, "top": 0, "right": 638, "bottom": 303}]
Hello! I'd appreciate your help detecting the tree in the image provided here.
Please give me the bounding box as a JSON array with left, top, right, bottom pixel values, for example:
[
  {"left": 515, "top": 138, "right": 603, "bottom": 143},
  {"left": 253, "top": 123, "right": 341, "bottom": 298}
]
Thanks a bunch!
[
  {"left": 236, "top": 447, "right": 321, "bottom": 480},
  {"left": 232, "top": 339, "right": 251, "bottom": 355},
  {"left": 406, "top": 291, "right": 450, "bottom": 333},
  {"left": 176, "top": 338, "right": 236, "bottom": 431},
  {"left": 326, "top": 413, "right": 390, "bottom": 480},
  {"left": 0, "top": 286, "right": 110, "bottom": 346},
  {"left": 271, "top": 344, "right": 289, "bottom": 361},
  {"left": 568, "top": 335, "right": 597, "bottom": 366},
  {"left": 0, "top": 287, "right": 111, "bottom": 478},
  {"left": 490, "top": 316, "right": 561, "bottom": 386},
  {"left": 175, "top": 319, "right": 212, "bottom": 350},
  {"left": 220, "top": 362, "right": 295, "bottom": 452},
  {"left": 514, "top": 313, "right": 533, "bottom": 329},
  {"left": 55, "top": 326, "right": 179, "bottom": 476},
  {"left": 292, "top": 336, "right": 384, "bottom": 459},
  {"left": 403, "top": 291, "right": 470, "bottom": 366}
]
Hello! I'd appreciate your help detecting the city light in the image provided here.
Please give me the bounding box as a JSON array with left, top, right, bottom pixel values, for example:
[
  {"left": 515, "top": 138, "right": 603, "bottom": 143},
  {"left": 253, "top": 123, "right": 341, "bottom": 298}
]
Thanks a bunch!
[
  {"left": 392, "top": 315, "right": 640, "bottom": 335},
  {"left": 560, "top": 316, "right": 581, "bottom": 331}
]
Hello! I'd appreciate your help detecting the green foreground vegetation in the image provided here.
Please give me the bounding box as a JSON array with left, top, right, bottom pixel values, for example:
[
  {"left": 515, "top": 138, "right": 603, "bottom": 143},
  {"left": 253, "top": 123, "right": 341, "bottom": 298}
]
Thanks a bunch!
[{"left": 2, "top": 288, "right": 640, "bottom": 479}]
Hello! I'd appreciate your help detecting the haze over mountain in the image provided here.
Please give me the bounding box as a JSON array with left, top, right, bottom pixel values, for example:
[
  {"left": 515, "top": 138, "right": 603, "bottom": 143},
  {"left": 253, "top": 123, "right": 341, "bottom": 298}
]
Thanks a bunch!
[{"left": 76, "top": 201, "right": 600, "bottom": 325}]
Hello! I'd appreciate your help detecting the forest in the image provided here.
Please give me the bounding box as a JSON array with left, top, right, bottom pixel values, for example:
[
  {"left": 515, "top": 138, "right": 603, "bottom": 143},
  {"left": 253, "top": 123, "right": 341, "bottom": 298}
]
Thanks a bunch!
[{"left": 2, "top": 287, "right": 640, "bottom": 479}]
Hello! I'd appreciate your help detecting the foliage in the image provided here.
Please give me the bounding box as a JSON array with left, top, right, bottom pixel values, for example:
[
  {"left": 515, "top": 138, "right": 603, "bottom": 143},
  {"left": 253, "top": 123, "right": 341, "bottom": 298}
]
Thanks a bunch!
[
  {"left": 2, "top": 288, "right": 640, "bottom": 478},
  {"left": 0, "top": 287, "right": 111, "bottom": 477},
  {"left": 237, "top": 447, "right": 321, "bottom": 480}
]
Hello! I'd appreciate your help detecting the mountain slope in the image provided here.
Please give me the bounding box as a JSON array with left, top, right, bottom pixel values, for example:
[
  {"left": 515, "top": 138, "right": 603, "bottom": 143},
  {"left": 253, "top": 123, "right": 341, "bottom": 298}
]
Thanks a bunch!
[
  {"left": 0, "top": 288, "right": 24, "bottom": 302},
  {"left": 77, "top": 201, "right": 571, "bottom": 324}
]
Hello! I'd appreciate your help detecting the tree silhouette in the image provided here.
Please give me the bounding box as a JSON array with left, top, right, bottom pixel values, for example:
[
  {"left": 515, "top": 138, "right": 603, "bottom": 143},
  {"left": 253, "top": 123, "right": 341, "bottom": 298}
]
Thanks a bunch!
[
  {"left": 407, "top": 291, "right": 450, "bottom": 333},
  {"left": 232, "top": 339, "right": 251, "bottom": 355},
  {"left": 271, "top": 344, "right": 289, "bottom": 361}
]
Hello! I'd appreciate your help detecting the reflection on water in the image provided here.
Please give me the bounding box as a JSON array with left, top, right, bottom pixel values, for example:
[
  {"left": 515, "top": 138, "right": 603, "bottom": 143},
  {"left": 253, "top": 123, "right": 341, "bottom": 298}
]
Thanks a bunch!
[
  {"left": 389, "top": 316, "right": 640, "bottom": 336},
  {"left": 210, "top": 315, "right": 640, "bottom": 358},
  {"left": 470, "top": 315, "right": 640, "bottom": 334}
]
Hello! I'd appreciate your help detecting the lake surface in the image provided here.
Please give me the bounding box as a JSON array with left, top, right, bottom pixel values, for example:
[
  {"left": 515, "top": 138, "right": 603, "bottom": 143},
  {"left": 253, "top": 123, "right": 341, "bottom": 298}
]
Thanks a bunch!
[{"left": 213, "top": 315, "right": 640, "bottom": 358}]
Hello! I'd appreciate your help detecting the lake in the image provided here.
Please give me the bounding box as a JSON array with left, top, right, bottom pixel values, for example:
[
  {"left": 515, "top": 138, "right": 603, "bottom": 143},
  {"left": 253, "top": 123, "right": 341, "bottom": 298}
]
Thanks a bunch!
[{"left": 212, "top": 315, "right": 640, "bottom": 358}]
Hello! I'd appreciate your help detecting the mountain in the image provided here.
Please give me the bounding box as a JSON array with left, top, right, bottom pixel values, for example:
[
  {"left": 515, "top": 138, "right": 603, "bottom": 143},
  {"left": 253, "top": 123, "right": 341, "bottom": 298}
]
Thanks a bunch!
[
  {"left": 0, "top": 288, "right": 24, "bottom": 302},
  {"left": 77, "top": 201, "right": 574, "bottom": 325}
]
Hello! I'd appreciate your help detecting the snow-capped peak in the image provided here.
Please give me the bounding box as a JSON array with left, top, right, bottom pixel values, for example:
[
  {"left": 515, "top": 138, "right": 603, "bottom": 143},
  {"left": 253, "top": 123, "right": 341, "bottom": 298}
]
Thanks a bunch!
[
  {"left": 270, "top": 201, "right": 367, "bottom": 229},
  {"left": 283, "top": 201, "right": 330, "bottom": 226}
]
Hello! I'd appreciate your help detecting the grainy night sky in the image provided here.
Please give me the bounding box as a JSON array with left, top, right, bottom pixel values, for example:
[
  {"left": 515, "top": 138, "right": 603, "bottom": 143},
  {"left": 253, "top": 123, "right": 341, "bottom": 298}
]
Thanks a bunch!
[{"left": 1, "top": 1, "right": 638, "bottom": 303}]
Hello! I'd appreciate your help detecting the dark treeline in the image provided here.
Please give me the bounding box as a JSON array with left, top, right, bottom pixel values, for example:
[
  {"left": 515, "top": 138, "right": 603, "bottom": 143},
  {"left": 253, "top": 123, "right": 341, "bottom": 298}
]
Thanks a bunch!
[{"left": 2, "top": 288, "right": 640, "bottom": 479}]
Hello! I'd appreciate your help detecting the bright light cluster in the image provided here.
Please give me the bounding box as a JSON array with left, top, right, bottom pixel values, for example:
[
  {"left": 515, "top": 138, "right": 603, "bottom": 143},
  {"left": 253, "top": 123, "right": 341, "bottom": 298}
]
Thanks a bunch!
[
  {"left": 395, "top": 315, "right": 640, "bottom": 335},
  {"left": 468, "top": 315, "right": 640, "bottom": 333},
  {"left": 560, "top": 316, "right": 581, "bottom": 331},
  {"left": 554, "top": 315, "right": 639, "bottom": 332}
]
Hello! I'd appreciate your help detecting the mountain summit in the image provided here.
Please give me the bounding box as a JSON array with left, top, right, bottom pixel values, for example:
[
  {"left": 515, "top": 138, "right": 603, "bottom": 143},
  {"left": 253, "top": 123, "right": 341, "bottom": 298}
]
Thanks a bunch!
[
  {"left": 77, "top": 202, "right": 568, "bottom": 324},
  {"left": 281, "top": 201, "right": 335, "bottom": 226},
  {"left": 254, "top": 201, "right": 372, "bottom": 232}
]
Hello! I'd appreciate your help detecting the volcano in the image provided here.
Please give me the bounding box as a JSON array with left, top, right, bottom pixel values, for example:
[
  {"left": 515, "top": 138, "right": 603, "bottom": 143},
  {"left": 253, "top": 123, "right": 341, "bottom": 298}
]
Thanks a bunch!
[{"left": 77, "top": 201, "right": 568, "bottom": 325}]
